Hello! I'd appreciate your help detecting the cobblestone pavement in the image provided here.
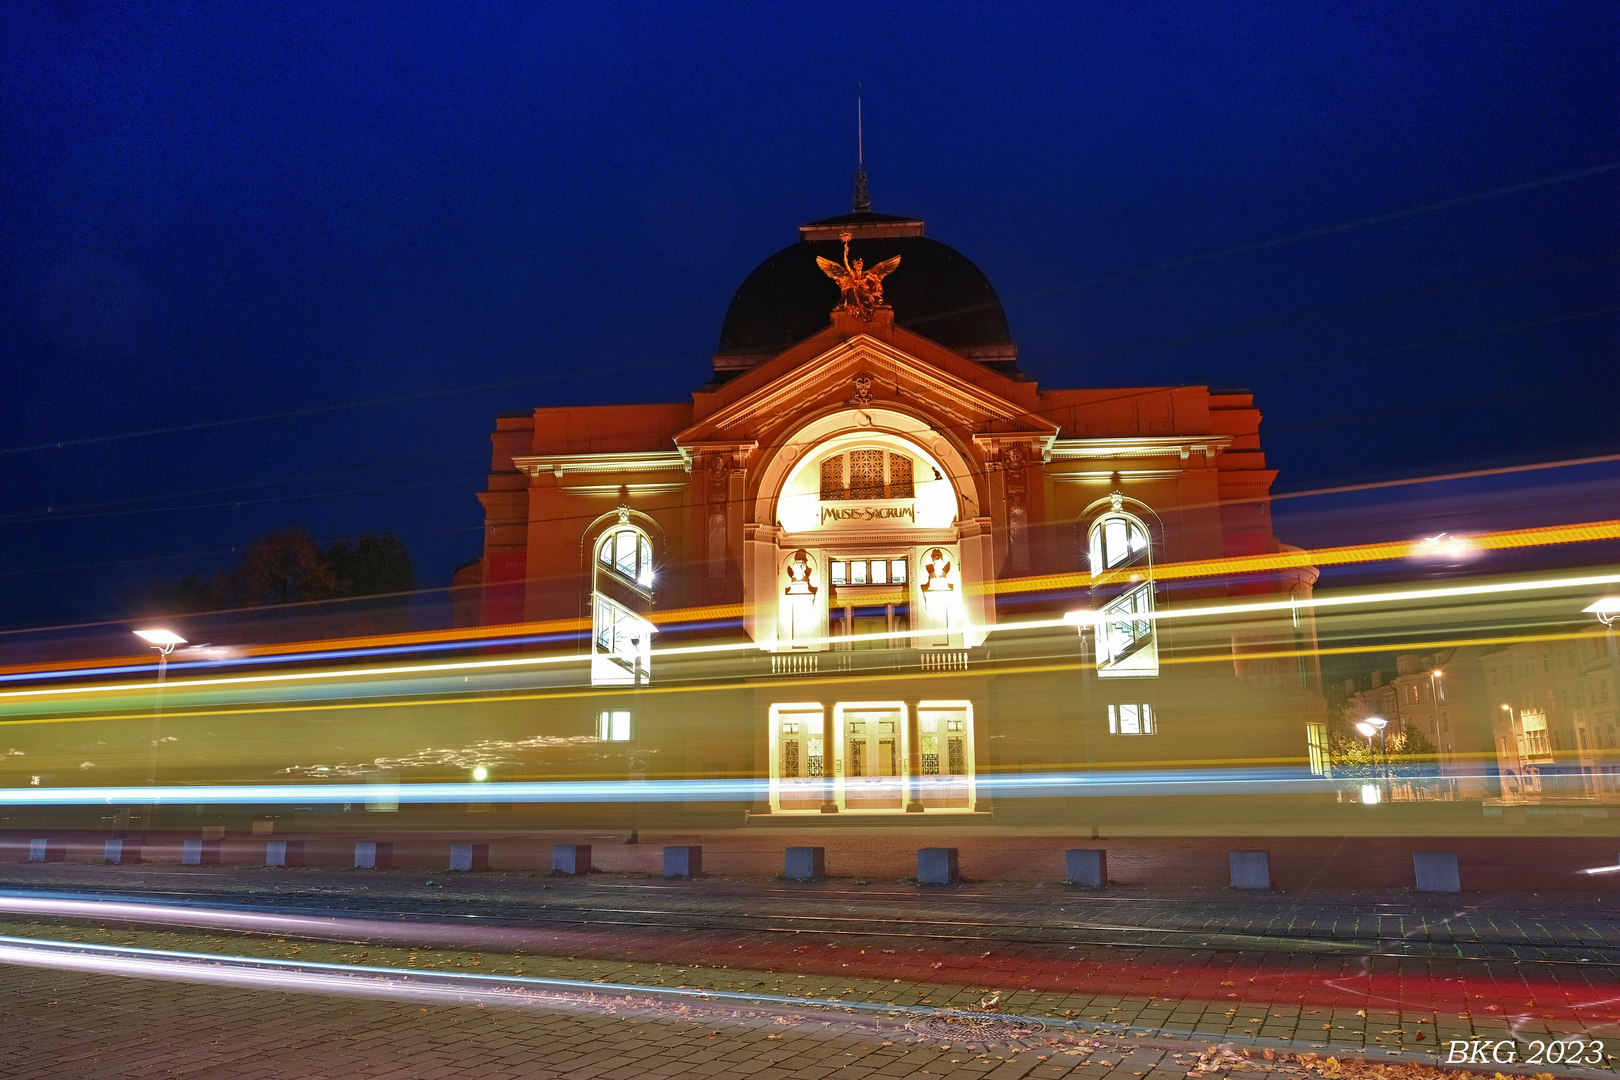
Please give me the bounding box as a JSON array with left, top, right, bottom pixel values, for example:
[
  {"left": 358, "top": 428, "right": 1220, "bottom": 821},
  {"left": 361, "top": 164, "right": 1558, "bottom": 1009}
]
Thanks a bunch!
[{"left": 4, "top": 957, "right": 1613, "bottom": 1080}]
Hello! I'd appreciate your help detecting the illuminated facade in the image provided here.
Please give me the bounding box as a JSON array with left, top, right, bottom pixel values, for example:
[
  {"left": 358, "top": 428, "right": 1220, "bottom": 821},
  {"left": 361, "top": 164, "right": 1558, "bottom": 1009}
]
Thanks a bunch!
[{"left": 468, "top": 200, "right": 1326, "bottom": 821}]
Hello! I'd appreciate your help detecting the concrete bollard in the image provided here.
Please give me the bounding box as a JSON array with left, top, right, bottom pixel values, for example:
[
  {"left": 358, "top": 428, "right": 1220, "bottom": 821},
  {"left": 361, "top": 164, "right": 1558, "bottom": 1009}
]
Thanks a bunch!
[
  {"left": 1413, "top": 851, "right": 1461, "bottom": 892},
  {"left": 918, "top": 848, "right": 959, "bottom": 885},
  {"left": 552, "top": 844, "right": 591, "bottom": 875},
  {"left": 449, "top": 843, "right": 489, "bottom": 872},
  {"left": 182, "top": 839, "right": 221, "bottom": 866},
  {"left": 1065, "top": 849, "right": 1108, "bottom": 888},
  {"left": 266, "top": 841, "right": 305, "bottom": 867},
  {"left": 784, "top": 846, "right": 826, "bottom": 880},
  {"left": 1229, "top": 850, "right": 1272, "bottom": 890},
  {"left": 663, "top": 846, "right": 702, "bottom": 878},
  {"left": 104, "top": 839, "right": 139, "bottom": 865},
  {"left": 354, "top": 841, "right": 393, "bottom": 870},
  {"left": 28, "top": 839, "right": 64, "bottom": 863}
]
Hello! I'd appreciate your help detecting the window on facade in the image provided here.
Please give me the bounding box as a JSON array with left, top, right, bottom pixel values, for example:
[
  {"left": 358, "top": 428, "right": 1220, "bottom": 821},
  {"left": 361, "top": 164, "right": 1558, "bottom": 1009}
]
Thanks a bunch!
[
  {"left": 1107, "top": 702, "right": 1155, "bottom": 735},
  {"left": 594, "top": 597, "right": 650, "bottom": 668},
  {"left": 1521, "top": 711, "right": 1550, "bottom": 755},
  {"left": 597, "top": 710, "right": 630, "bottom": 742},
  {"left": 830, "top": 558, "right": 907, "bottom": 587},
  {"left": 1100, "top": 584, "right": 1154, "bottom": 665},
  {"left": 819, "top": 452, "right": 916, "bottom": 500},
  {"left": 1090, "top": 514, "right": 1149, "bottom": 575},
  {"left": 597, "top": 527, "right": 653, "bottom": 590},
  {"left": 1306, "top": 722, "right": 1328, "bottom": 776},
  {"left": 1090, "top": 509, "right": 1158, "bottom": 677}
]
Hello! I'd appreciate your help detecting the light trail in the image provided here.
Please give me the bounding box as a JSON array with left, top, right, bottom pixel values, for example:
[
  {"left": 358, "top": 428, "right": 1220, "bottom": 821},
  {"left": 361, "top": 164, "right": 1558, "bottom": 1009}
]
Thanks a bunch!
[
  {"left": 0, "top": 934, "right": 971, "bottom": 1023},
  {"left": 3, "top": 566, "right": 1616, "bottom": 708},
  {"left": 0, "top": 765, "right": 1524, "bottom": 806},
  {"left": 2, "top": 505, "right": 1615, "bottom": 687}
]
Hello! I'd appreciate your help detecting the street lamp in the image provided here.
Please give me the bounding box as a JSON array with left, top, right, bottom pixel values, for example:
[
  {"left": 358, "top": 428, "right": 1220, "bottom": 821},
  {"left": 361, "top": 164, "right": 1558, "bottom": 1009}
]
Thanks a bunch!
[
  {"left": 1358, "top": 716, "right": 1389, "bottom": 796},
  {"left": 1585, "top": 598, "right": 1620, "bottom": 710},
  {"left": 1064, "top": 608, "right": 1100, "bottom": 840},
  {"left": 133, "top": 628, "right": 186, "bottom": 840}
]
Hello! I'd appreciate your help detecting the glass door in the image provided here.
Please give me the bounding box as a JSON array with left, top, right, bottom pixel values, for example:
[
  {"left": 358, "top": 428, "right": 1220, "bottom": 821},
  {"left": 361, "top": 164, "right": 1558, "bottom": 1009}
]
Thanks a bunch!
[
  {"left": 917, "top": 702, "right": 974, "bottom": 810},
  {"left": 770, "top": 705, "right": 826, "bottom": 812},
  {"left": 835, "top": 704, "right": 906, "bottom": 812}
]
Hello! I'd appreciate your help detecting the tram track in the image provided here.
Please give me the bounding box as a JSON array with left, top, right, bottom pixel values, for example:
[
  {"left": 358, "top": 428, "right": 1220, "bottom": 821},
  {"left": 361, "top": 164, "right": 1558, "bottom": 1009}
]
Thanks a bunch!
[{"left": 3, "top": 884, "right": 1618, "bottom": 969}]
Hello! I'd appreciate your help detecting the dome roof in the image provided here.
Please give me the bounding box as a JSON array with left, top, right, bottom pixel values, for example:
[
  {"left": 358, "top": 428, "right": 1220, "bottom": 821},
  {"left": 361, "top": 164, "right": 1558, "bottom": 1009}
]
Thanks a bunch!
[{"left": 714, "top": 210, "right": 1014, "bottom": 378}]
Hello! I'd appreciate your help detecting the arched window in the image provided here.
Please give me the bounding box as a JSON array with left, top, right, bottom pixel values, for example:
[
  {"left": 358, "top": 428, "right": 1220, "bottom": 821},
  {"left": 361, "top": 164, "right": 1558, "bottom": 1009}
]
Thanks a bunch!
[
  {"left": 591, "top": 523, "right": 654, "bottom": 686},
  {"left": 597, "top": 526, "right": 654, "bottom": 590},
  {"left": 819, "top": 450, "right": 915, "bottom": 500},
  {"left": 1088, "top": 506, "right": 1158, "bottom": 678}
]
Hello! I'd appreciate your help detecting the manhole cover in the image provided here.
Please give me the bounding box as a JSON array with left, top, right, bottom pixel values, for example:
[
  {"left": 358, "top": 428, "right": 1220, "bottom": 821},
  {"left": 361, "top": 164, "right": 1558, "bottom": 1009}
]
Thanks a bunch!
[{"left": 908, "top": 1012, "right": 1047, "bottom": 1042}]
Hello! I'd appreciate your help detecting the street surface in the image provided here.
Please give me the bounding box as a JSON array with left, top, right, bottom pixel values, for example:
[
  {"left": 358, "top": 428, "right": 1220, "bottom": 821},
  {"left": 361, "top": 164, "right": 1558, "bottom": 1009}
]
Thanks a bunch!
[{"left": 2, "top": 859, "right": 1619, "bottom": 1077}]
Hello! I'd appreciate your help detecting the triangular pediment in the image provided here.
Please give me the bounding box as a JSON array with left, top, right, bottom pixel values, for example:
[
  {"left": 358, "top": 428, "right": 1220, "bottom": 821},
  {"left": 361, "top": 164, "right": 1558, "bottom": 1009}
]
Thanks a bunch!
[{"left": 676, "top": 325, "right": 1057, "bottom": 451}]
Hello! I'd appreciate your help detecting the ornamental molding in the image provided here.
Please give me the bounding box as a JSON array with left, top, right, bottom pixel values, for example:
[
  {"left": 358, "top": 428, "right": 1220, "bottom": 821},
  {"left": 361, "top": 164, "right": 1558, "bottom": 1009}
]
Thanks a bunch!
[
  {"left": 512, "top": 450, "right": 691, "bottom": 478},
  {"left": 675, "top": 335, "right": 1058, "bottom": 446},
  {"left": 1046, "top": 435, "right": 1232, "bottom": 462},
  {"left": 675, "top": 440, "right": 761, "bottom": 472}
]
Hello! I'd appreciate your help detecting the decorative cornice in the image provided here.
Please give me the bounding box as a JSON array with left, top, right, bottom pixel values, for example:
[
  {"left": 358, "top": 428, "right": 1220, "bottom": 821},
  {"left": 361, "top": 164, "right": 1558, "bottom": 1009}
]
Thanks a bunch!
[
  {"left": 511, "top": 451, "right": 690, "bottom": 478},
  {"left": 1046, "top": 436, "right": 1232, "bottom": 462},
  {"left": 675, "top": 440, "right": 761, "bottom": 470},
  {"left": 676, "top": 335, "right": 1058, "bottom": 445}
]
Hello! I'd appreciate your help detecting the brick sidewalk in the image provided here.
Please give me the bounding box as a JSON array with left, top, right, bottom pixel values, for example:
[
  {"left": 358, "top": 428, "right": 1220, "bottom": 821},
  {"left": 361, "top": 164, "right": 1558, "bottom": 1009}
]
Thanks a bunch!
[{"left": 3, "top": 955, "right": 1611, "bottom": 1080}]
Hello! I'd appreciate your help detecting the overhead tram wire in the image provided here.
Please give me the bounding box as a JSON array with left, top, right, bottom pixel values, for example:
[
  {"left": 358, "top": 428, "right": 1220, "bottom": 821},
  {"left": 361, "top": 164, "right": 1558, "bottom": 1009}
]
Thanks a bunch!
[
  {"left": 5, "top": 164, "right": 1614, "bottom": 462},
  {"left": 6, "top": 299, "right": 1615, "bottom": 533},
  {"left": 1060, "top": 250, "right": 1620, "bottom": 368},
  {"left": 903, "top": 160, "right": 1620, "bottom": 331}
]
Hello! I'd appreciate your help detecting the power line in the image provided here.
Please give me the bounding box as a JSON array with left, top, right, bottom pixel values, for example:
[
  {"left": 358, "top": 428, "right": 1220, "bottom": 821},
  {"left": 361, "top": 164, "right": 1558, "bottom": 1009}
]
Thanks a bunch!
[
  {"left": 0, "top": 360, "right": 665, "bottom": 458},
  {"left": 7, "top": 165, "right": 1613, "bottom": 460},
  {"left": 905, "top": 161, "right": 1620, "bottom": 329}
]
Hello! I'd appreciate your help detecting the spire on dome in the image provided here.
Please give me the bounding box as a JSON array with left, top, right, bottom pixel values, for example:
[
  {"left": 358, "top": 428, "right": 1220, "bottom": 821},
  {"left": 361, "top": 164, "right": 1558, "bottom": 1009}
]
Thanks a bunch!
[{"left": 852, "top": 84, "right": 871, "bottom": 213}]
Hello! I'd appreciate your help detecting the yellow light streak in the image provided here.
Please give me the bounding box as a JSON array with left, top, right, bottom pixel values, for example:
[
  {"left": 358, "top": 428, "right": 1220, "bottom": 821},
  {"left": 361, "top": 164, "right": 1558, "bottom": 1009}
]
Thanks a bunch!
[
  {"left": 1, "top": 627, "right": 1608, "bottom": 731},
  {"left": 3, "top": 569, "right": 1616, "bottom": 706}
]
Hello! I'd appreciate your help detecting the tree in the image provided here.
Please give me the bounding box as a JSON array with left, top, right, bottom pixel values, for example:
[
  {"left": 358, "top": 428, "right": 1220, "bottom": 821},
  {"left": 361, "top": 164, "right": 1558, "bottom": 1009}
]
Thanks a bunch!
[
  {"left": 144, "top": 528, "right": 414, "bottom": 614},
  {"left": 326, "top": 534, "right": 415, "bottom": 598}
]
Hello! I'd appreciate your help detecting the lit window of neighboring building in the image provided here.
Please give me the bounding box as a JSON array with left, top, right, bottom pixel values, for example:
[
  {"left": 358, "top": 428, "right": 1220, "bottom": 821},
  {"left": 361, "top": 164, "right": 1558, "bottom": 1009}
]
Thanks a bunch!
[
  {"left": 1107, "top": 703, "right": 1155, "bottom": 734},
  {"left": 597, "top": 710, "right": 631, "bottom": 742},
  {"left": 1306, "top": 722, "right": 1328, "bottom": 776}
]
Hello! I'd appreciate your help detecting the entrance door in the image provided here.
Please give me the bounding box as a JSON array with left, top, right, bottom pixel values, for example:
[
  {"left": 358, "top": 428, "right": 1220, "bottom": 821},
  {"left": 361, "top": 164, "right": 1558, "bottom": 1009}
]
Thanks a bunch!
[
  {"left": 917, "top": 702, "right": 974, "bottom": 810},
  {"left": 836, "top": 703, "right": 905, "bottom": 812},
  {"left": 770, "top": 705, "right": 826, "bottom": 812}
]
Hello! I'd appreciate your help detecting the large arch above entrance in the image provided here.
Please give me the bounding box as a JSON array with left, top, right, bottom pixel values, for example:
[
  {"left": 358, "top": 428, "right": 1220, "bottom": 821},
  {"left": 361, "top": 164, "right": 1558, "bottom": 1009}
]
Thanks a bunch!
[{"left": 751, "top": 406, "right": 981, "bottom": 529}]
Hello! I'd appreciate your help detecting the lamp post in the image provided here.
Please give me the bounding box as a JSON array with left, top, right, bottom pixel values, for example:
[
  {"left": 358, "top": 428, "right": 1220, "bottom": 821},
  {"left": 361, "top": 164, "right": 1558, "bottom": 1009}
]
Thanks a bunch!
[
  {"left": 1063, "top": 608, "right": 1100, "bottom": 840},
  {"left": 1499, "top": 703, "right": 1523, "bottom": 799},
  {"left": 626, "top": 632, "right": 645, "bottom": 845},
  {"left": 1585, "top": 597, "right": 1620, "bottom": 710},
  {"left": 1428, "top": 668, "right": 1449, "bottom": 796},
  {"left": 1357, "top": 715, "right": 1389, "bottom": 797},
  {"left": 133, "top": 628, "right": 186, "bottom": 840}
]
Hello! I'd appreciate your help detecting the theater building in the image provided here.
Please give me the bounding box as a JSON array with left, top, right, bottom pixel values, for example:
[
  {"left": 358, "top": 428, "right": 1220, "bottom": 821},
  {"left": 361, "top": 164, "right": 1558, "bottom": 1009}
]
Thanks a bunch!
[{"left": 464, "top": 189, "right": 1326, "bottom": 823}]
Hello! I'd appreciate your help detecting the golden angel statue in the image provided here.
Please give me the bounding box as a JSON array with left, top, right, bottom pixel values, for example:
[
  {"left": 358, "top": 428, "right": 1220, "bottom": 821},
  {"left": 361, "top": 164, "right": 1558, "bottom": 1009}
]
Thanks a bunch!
[{"left": 816, "top": 230, "right": 900, "bottom": 321}]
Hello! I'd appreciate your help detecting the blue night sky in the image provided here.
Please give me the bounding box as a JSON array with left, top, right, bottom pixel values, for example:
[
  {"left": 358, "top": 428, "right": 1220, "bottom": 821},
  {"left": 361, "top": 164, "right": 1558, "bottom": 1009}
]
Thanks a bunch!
[{"left": 2, "top": 1, "right": 1616, "bottom": 631}]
